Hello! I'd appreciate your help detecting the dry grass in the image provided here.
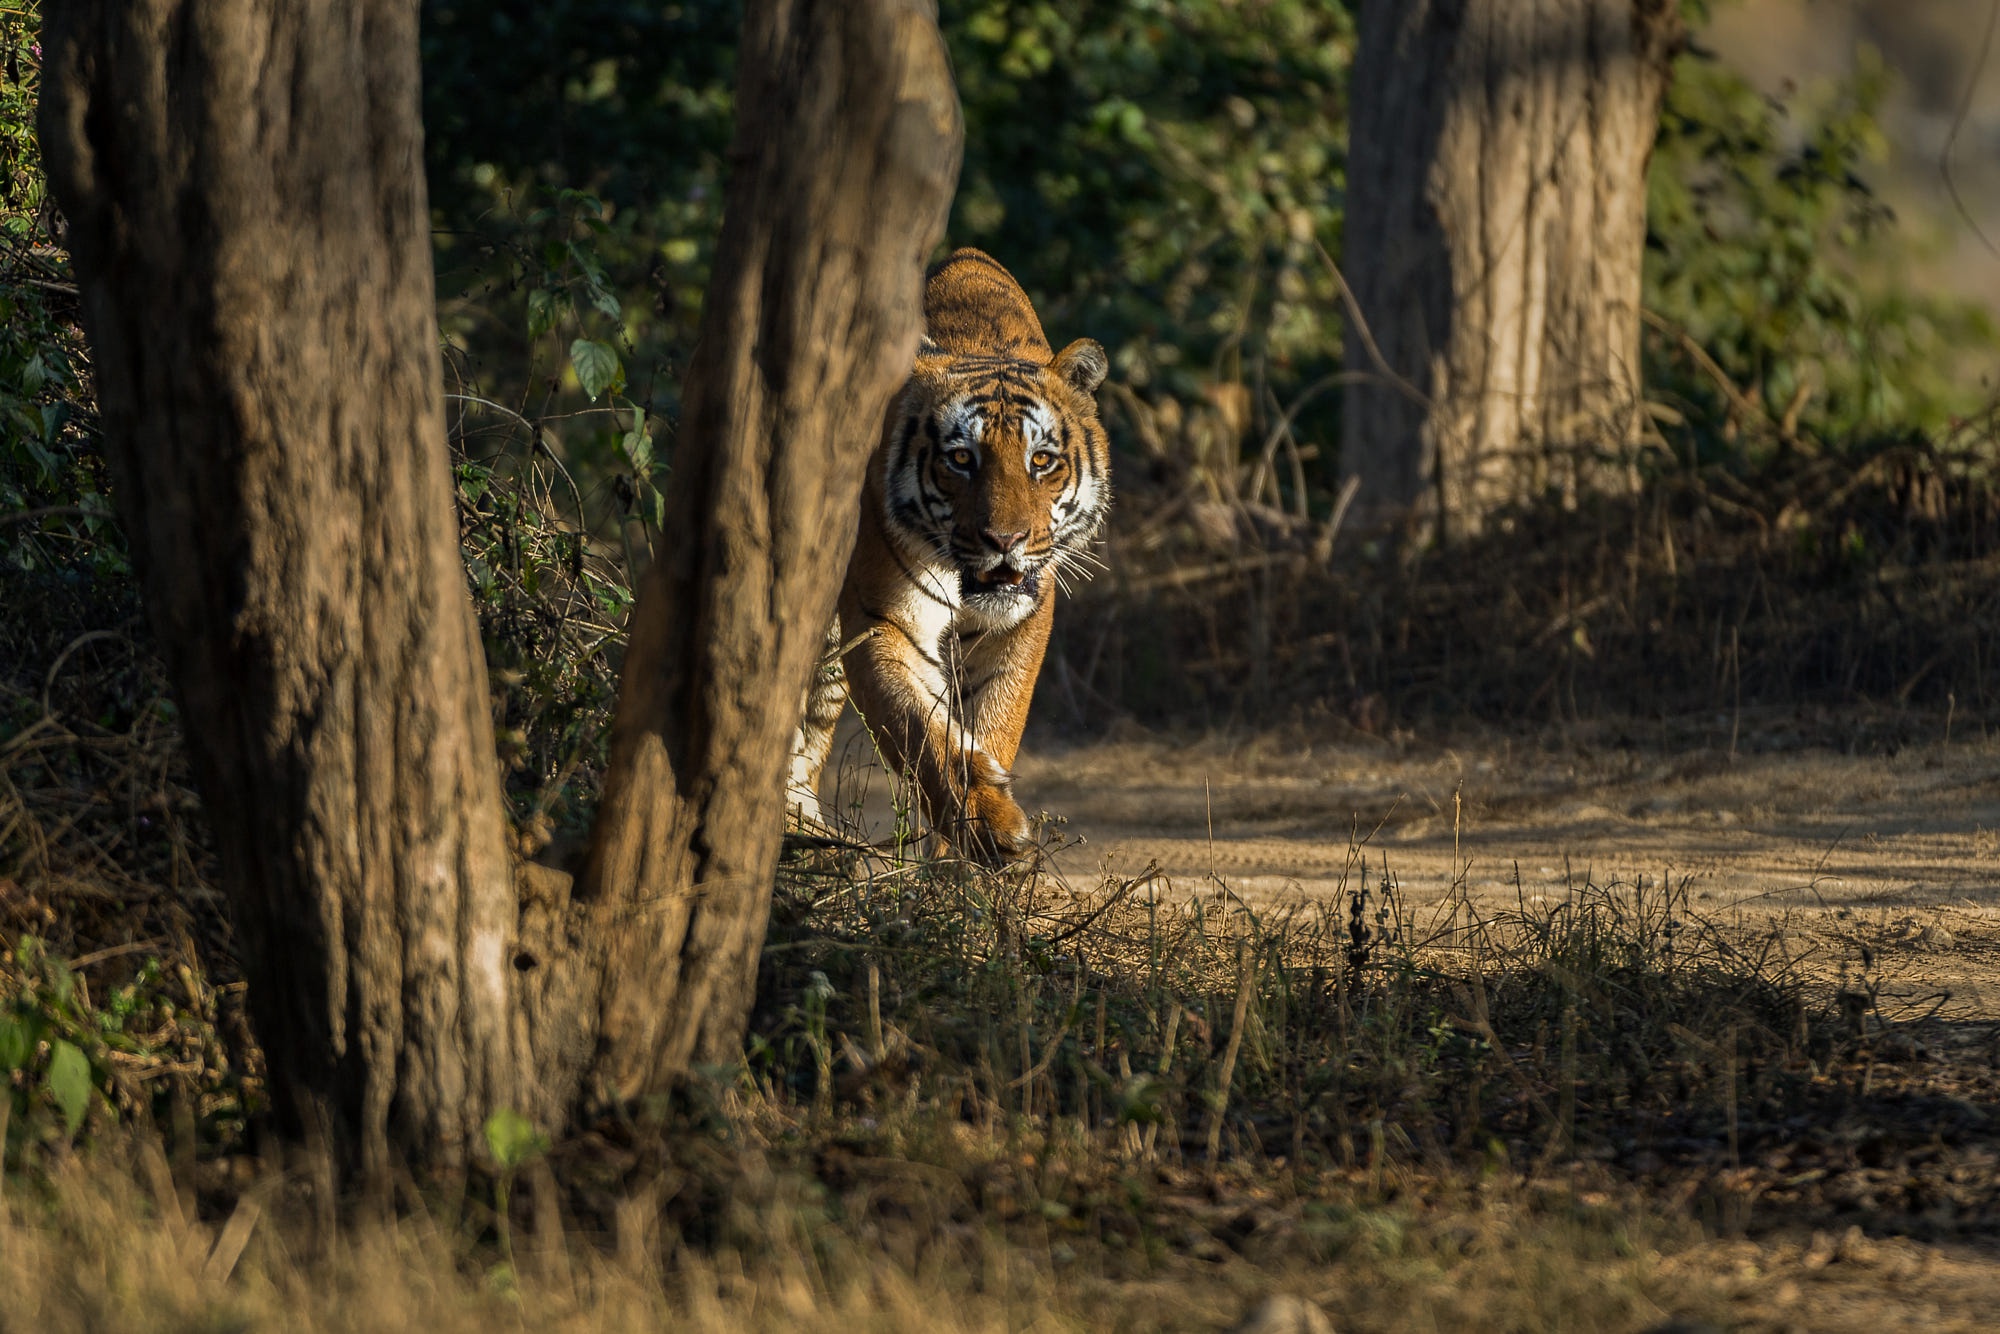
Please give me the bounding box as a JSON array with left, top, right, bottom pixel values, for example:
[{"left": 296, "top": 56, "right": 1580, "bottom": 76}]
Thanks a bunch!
[
  {"left": 0, "top": 1130, "right": 1737, "bottom": 1334},
  {"left": 6, "top": 634, "right": 1997, "bottom": 1330}
]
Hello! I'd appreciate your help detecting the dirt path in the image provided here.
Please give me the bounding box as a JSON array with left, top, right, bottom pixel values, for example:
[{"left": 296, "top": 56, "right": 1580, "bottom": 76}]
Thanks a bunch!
[
  {"left": 1005, "top": 728, "right": 2000, "bottom": 1021},
  {"left": 1017, "top": 730, "right": 2000, "bottom": 909},
  {"left": 1011, "top": 725, "right": 2000, "bottom": 1315}
]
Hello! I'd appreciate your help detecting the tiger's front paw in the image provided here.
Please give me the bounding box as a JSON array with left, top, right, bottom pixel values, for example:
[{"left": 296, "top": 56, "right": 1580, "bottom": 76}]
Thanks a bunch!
[
  {"left": 946, "top": 753, "right": 1032, "bottom": 865},
  {"left": 961, "top": 781, "right": 1032, "bottom": 864}
]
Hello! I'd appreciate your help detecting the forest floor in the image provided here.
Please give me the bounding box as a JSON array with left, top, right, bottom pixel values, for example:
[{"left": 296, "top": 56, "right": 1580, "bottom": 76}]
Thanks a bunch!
[{"left": 1016, "top": 717, "right": 2000, "bottom": 1021}]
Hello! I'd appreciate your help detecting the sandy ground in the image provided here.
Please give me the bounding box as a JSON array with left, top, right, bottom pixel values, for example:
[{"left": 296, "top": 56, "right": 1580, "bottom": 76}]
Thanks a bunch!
[{"left": 997, "top": 724, "right": 2000, "bottom": 1325}]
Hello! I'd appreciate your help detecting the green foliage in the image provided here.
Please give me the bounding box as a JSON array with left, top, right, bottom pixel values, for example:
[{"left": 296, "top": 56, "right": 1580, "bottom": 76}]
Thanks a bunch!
[
  {"left": 944, "top": 0, "right": 1354, "bottom": 402},
  {"left": 422, "top": 1, "right": 739, "bottom": 435},
  {"left": 482, "top": 1106, "right": 550, "bottom": 1169},
  {"left": 0, "top": 938, "right": 165, "bottom": 1162},
  {"left": 0, "top": 1, "right": 41, "bottom": 216},
  {"left": 0, "top": 1, "right": 120, "bottom": 578},
  {"left": 1644, "top": 45, "right": 1995, "bottom": 458}
]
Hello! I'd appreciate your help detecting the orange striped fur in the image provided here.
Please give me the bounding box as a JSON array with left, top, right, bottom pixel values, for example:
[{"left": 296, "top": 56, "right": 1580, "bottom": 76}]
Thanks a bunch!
[{"left": 788, "top": 249, "right": 1110, "bottom": 861}]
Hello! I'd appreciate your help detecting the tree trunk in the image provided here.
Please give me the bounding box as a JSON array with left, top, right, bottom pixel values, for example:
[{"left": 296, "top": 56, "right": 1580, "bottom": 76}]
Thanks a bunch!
[
  {"left": 40, "top": 0, "right": 960, "bottom": 1172},
  {"left": 576, "top": 0, "right": 960, "bottom": 1102},
  {"left": 40, "top": 0, "right": 535, "bottom": 1174},
  {"left": 1341, "top": 0, "right": 1680, "bottom": 541}
]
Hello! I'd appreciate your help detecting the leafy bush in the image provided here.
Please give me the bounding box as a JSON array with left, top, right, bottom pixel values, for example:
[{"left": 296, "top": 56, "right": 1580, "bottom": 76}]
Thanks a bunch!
[
  {"left": 1645, "top": 44, "right": 1995, "bottom": 460},
  {"left": 946, "top": 1, "right": 1353, "bottom": 400},
  {"left": 1, "top": 936, "right": 250, "bottom": 1170},
  {"left": 422, "top": 0, "right": 738, "bottom": 452}
]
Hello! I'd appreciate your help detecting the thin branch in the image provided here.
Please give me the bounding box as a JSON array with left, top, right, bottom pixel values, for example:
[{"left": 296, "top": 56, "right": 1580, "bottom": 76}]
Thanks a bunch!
[
  {"left": 1314, "top": 238, "right": 1436, "bottom": 413},
  {"left": 1940, "top": 0, "right": 2000, "bottom": 260}
]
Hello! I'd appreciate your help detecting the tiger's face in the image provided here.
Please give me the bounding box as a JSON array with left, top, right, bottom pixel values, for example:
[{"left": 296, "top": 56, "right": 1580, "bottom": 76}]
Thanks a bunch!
[{"left": 884, "top": 339, "right": 1110, "bottom": 627}]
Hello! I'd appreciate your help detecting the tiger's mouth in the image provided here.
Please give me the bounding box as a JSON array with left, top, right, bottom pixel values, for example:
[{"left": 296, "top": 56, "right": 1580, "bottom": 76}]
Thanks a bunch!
[{"left": 959, "top": 565, "right": 1041, "bottom": 600}]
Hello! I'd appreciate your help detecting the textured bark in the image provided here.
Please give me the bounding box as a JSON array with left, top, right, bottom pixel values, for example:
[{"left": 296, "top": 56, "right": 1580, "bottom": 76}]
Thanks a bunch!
[
  {"left": 40, "top": 0, "right": 960, "bottom": 1169},
  {"left": 39, "top": 0, "right": 539, "bottom": 1170},
  {"left": 1342, "top": 0, "right": 1680, "bottom": 540},
  {"left": 573, "top": 1, "right": 960, "bottom": 1100}
]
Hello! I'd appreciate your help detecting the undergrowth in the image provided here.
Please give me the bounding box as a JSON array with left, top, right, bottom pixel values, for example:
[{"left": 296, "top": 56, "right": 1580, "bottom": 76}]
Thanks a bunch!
[
  {"left": 6, "top": 800, "right": 1985, "bottom": 1330},
  {"left": 752, "top": 826, "right": 1833, "bottom": 1182}
]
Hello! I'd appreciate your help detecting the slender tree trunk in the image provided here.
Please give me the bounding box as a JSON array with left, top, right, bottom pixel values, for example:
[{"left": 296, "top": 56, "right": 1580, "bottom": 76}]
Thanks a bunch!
[
  {"left": 40, "top": 0, "right": 960, "bottom": 1172},
  {"left": 577, "top": 1, "right": 960, "bottom": 1101},
  {"left": 1341, "top": 0, "right": 1680, "bottom": 541}
]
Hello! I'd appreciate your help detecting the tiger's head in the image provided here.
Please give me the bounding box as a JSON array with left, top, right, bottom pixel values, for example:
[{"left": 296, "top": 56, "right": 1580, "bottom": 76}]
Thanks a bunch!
[{"left": 882, "top": 250, "right": 1111, "bottom": 628}]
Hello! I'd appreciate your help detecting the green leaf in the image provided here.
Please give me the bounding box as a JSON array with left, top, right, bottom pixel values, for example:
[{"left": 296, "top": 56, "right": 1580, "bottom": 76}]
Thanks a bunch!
[
  {"left": 569, "top": 338, "right": 623, "bottom": 401},
  {"left": 483, "top": 1107, "right": 549, "bottom": 1169},
  {"left": 47, "top": 1039, "right": 91, "bottom": 1136},
  {"left": 0, "top": 1013, "right": 34, "bottom": 1072},
  {"left": 621, "top": 405, "right": 655, "bottom": 475},
  {"left": 566, "top": 241, "right": 609, "bottom": 291},
  {"left": 526, "top": 288, "right": 560, "bottom": 342}
]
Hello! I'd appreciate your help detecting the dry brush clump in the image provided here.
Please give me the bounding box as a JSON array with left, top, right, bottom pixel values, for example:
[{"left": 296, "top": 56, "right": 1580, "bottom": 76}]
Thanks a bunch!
[{"left": 1053, "top": 420, "right": 2000, "bottom": 737}]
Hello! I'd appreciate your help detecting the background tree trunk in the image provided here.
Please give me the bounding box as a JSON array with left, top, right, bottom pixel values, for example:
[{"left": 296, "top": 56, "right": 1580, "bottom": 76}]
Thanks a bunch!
[
  {"left": 1341, "top": 0, "right": 1681, "bottom": 541},
  {"left": 577, "top": 1, "right": 960, "bottom": 1101},
  {"left": 40, "top": 0, "right": 960, "bottom": 1171}
]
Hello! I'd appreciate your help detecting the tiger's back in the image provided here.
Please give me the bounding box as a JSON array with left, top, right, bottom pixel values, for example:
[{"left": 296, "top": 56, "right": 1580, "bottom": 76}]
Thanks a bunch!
[{"left": 787, "top": 249, "right": 1110, "bottom": 860}]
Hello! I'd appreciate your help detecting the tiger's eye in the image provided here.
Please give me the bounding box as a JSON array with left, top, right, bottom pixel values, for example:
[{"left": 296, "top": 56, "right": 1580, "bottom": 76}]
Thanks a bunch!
[
  {"left": 1031, "top": 451, "right": 1057, "bottom": 470},
  {"left": 949, "top": 447, "right": 975, "bottom": 469}
]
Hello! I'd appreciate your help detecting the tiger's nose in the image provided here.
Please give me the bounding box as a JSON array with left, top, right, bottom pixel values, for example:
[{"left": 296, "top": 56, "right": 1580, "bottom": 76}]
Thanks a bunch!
[{"left": 981, "top": 529, "right": 1028, "bottom": 554}]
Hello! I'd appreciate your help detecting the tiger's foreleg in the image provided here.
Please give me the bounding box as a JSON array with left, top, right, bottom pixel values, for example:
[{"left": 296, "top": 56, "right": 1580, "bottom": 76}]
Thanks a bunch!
[
  {"left": 841, "top": 607, "right": 1038, "bottom": 863},
  {"left": 786, "top": 615, "right": 849, "bottom": 829},
  {"left": 958, "top": 590, "right": 1054, "bottom": 773}
]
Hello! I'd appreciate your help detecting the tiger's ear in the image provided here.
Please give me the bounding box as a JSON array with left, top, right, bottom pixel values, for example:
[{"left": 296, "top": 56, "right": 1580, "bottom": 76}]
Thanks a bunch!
[{"left": 1053, "top": 338, "right": 1108, "bottom": 396}]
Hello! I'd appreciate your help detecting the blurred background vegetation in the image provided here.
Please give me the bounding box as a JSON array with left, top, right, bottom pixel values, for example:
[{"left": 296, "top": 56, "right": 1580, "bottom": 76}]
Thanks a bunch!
[{"left": 412, "top": 0, "right": 1996, "bottom": 524}]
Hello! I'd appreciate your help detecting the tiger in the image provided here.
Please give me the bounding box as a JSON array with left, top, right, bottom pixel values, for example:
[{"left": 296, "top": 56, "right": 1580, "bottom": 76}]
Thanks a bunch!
[{"left": 787, "top": 248, "right": 1111, "bottom": 863}]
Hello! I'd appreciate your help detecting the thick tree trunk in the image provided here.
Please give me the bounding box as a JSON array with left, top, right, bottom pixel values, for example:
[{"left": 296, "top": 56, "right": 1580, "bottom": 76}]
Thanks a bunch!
[
  {"left": 578, "top": 1, "right": 960, "bottom": 1101},
  {"left": 41, "top": 0, "right": 535, "bottom": 1172},
  {"left": 40, "top": 0, "right": 960, "bottom": 1170},
  {"left": 1342, "top": 0, "right": 1680, "bottom": 541}
]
